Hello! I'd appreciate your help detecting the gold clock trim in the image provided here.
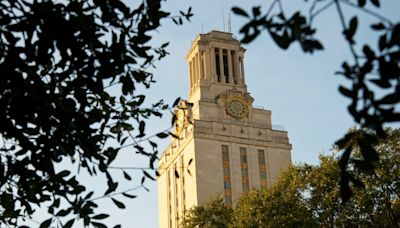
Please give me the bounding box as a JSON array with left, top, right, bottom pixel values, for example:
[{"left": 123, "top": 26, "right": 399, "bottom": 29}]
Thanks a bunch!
[{"left": 225, "top": 96, "right": 248, "bottom": 119}]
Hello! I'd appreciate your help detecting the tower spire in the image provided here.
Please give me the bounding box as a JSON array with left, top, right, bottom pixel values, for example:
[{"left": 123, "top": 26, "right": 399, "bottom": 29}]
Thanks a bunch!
[
  {"left": 222, "top": 8, "right": 225, "bottom": 31},
  {"left": 228, "top": 12, "right": 232, "bottom": 33}
]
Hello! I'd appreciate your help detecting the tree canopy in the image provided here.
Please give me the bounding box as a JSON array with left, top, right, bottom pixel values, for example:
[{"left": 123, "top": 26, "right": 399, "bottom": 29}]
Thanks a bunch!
[
  {"left": 182, "top": 128, "right": 400, "bottom": 227},
  {"left": 0, "top": 0, "right": 192, "bottom": 227},
  {"left": 232, "top": 0, "right": 400, "bottom": 200}
]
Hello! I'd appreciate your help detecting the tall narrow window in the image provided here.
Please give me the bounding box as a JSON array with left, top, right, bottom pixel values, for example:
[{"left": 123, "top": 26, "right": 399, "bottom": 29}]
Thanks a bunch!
[
  {"left": 221, "top": 145, "right": 232, "bottom": 206},
  {"left": 174, "top": 163, "right": 179, "bottom": 224},
  {"left": 180, "top": 155, "right": 186, "bottom": 214},
  {"left": 240, "top": 147, "right": 249, "bottom": 192},
  {"left": 258, "top": 149, "right": 267, "bottom": 188},
  {"left": 167, "top": 170, "right": 172, "bottom": 228},
  {"left": 223, "top": 49, "right": 229, "bottom": 83},
  {"left": 215, "top": 48, "right": 221, "bottom": 82},
  {"left": 200, "top": 52, "right": 205, "bottom": 79}
]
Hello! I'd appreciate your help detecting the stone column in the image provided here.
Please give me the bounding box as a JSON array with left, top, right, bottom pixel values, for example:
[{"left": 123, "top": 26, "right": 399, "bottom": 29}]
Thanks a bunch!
[
  {"left": 204, "top": 49, "right": 209, "bottom": 80},
  {"left": 240, "top": 55, "right": 245, "bottom": 84},
  {"left": 233, "top": 51, "right": 240, "bottom": 85},
  {"left": 219, "top": 48, "right": 224, "bottom": 83},
  {"left": 210, "top": 47, "right": 215, "bottom": 82},
  {"left": 227, "top": 49, "right": 233, "bottom": 84},
  {"left": 194, "top": 54, "right": 198, "bottom": 85},
  {"left": 189, "top": 60, "right": 193, "bottom": 90}
]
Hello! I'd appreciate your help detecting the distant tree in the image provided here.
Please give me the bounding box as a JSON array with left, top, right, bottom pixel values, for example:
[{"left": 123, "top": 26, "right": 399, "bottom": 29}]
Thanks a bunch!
[
  {"left": 180, "top": 196, "right": 233, "bottom": 228},
  {"left": 232, "top": 0, "right": 400, "bottom": 200},
  {"left": 232, "top": 166, "right": 316, "bottom": 227},
  {"left": 0, "top": 0, "right": 192, "bottom": 227},
  {"left": 232, "top": 128, "right": 400, "bottom": 227}
]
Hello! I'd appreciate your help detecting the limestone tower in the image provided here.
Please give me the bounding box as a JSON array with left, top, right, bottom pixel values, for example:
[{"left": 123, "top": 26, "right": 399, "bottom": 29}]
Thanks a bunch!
[{"left": 157, "top": 31, "right": 292, "bottom": 228}]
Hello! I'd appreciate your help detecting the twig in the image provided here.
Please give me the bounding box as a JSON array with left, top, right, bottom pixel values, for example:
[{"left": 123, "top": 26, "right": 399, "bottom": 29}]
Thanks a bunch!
[{"left": 340, "top": 0, "right": 394, "bottom": 26}]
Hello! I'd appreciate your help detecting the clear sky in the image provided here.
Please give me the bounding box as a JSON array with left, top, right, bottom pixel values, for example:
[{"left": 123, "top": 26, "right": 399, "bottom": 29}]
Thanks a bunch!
[
  {"left": 103, "top": 0, "right": 400, "bottom": 227},
  {"left": 19, "top": 1, "right": 399, "bottom": 227}
]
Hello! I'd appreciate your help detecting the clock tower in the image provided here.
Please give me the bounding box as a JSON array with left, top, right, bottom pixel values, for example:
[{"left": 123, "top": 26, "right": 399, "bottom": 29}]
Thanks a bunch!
[{"left": 157, "top": 31, "right": 292, "bottom": 228}]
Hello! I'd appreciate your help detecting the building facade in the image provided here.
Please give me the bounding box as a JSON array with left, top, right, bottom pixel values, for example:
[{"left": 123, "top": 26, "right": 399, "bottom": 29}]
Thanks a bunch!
[{"left": 157, "top": 31, "right": 292, "bottom": 228}]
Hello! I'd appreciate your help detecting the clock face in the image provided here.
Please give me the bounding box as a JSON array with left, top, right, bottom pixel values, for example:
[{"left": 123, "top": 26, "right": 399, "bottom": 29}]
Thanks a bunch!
[{"left": 226, "top": 97, "right": 248, "bottom": 119}]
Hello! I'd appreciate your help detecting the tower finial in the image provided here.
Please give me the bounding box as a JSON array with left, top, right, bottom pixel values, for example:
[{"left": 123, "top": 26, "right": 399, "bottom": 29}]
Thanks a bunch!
[
  {"left": 228, "top": 12, "right": 232, "bottom": 33},
  {"left": 222, "top": 8, "right": 225, "bottom": 31}
]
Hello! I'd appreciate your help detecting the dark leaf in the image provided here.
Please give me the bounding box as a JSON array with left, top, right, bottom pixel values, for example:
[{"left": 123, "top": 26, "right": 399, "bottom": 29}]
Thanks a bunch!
[
  {"left": 122, "top": 192, "right": 137, "bottom": 198},
  {"left": 358, "top": 0, "right": 366, "bottom": 7},
  {"left": 371, "top": 23, "right": 385, "bottom": 30},
  {"left": 123, "top": 171, "right": 131, "bottom": 181},
  {"left": 64, "top": 219, "right": 74, "bottom": 228},
  {"left": 91, "top": 222, "right": 107, "bottom": 228},
  {"left": 173, "top": 97, "right": 181, "bottom": 107},
  {"left": 92, "top": 214, "right": 110, "bottom": 220},
  {"left": 371, "top": 79, "right": 391, "bottom": 88},
  {"left": 346, "top": 16, "right": 358, "bottom": 42},
  {"left": 40, "top": 218, "right": 52, "bottom": 228},
  {"left": 143, "top": 170, "right": 155, "bottom": 181},
  {"left": 156, "top": 132, "right": 169, "bottom": 138},
  {"left": 174, "top": 169, "right": 179, "bottom": 178},
  {"left": 231, "top": 7, "right": 249, "bottom": 18},
  {"left": 379, "top": 93, "right": 400, "bottom": 104},
  {"left": 370, "top": 0, "right": 380, "bottom": 7},
  {"left": 111, "top": 198, "right": 126, "bottom": 209},
  {"left": 338, "top": 86, "right": 354, "bottom": 98}
]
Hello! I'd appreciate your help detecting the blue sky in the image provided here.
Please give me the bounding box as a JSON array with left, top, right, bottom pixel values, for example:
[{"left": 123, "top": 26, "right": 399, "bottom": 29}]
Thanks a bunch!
[
  {"left": 16, "top": 1, "right": 399, "bottom": 227},
  {"left": 108, "top": 0, "right": 400, "bottom": 227}
]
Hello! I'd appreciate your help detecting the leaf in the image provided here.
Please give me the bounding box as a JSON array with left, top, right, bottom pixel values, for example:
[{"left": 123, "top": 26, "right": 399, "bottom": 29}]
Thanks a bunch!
[
  {"left": 123, "top": 171, "right": 131, "bottom": 181},
  {"left": 269, "top": 30, "right": 291, "bottom": 49},
  {"left": 92, "top": 214, "right": 110, "bottom": 220},
  {"left": 172, "top": 97, "right": 181, "bottom": 107},
  {"left": 91, "top": 222, "right": 107, "bottom": 228},
  {"left": 111, "top": 198, "right": 126, "bottom": 209},
  {"left": 252, "top": 6, "right": 261, "bottom": 17},
  {"left": 371, "top": 23, "right": 385, "bottom": 30},
  {"left": 231, "top": 7, "right": 249, "bottom": 18},
  {"left": 370, "top": 0, "right": 380, "bottom": 7},
  {"left": 357, "top": 0, "right": 366, "bottom": 7},
  {"left": 188, "top": 158, "right": 193, "bottom": 166},
  {"left": 136, "top": 121, "right": 145, "bottom": 138},
  {"left": 122, "top": 192, "right": 137, "bottom": 198},
  {"left": 56, "top": 208, "right": 72, "bottom": 217},
  {"left": 156, "top": 132, "right": 169, "bottom": 138},
  {"left": 346, "top": 16, "right": 358, "bottom": 43},
  {"left": 64, "top": 219, "right": 75, "bottom": 228},
  {"left": 371, "top": 79, "right": 391, "bottom": 88},
  {"left": 338, "top": 86, "right": 353, "bottom": 98},
  {"left": 379, "top": 93, "right": 400, "bottom": 104},
  {"left": 40, "top": 218, "right": 52, "bottom": 228},
  {"left": 174, "top": 169, "right": 180, "bottom": 178},
  {"left": 143, "top": 170, "right": 155, "bottom": 181}
]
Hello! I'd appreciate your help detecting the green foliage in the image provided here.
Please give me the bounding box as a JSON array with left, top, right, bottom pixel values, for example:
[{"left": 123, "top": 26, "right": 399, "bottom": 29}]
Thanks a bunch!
[
  {"left": 180, "top": 196, "right": 233, "bottom": 228},
  {"left": 232, "top": 0, "right": 400, "bottom": 201},
  {"left": 239, "top": 129, "right": 400, "bottom": 227},
  {"left": 0, "top": 0, "right": 192, "bottom": 226},
  {"left": 233, "top": 166, "right": 316, "bottom": 227},
  {"left": 183, "top": 129, "right": 400, "bottom": 227}
]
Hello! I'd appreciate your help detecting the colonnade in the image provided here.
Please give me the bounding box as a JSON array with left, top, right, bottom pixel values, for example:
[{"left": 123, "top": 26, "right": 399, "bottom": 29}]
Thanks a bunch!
[{"left": 189, "top": 46, "right": 245, "bottom": 91}]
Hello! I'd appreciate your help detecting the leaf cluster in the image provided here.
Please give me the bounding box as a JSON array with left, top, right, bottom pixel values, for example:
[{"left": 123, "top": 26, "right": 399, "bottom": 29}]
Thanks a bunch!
[
  {"left": 232, "top": 0, "right": 400, "bottom": 201},
  {"left": 0, "top": 0, "right": 191, "bottom": 226}
]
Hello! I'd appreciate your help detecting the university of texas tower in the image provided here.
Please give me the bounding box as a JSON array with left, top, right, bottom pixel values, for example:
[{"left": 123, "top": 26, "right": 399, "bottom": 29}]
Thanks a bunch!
[{"left": 157, "top": 31, "right": 292, "bottom": 228}]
